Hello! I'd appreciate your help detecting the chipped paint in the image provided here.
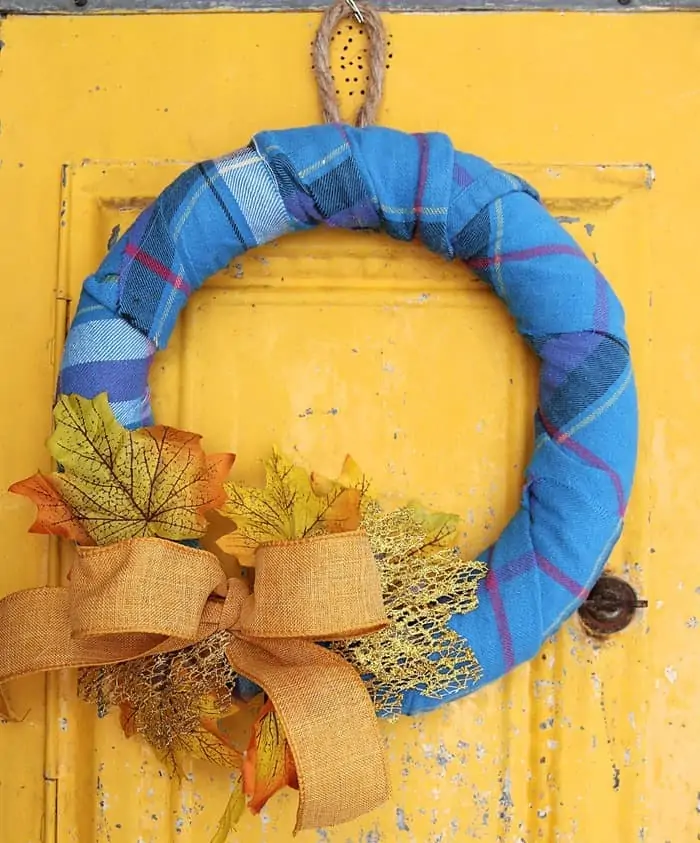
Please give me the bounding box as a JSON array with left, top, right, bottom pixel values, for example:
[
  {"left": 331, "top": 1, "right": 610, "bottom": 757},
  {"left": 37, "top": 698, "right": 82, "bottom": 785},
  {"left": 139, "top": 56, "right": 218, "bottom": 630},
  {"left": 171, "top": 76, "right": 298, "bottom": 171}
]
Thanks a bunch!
[{"left": 396, "top": 808, "right": 410, "bottom": 832}]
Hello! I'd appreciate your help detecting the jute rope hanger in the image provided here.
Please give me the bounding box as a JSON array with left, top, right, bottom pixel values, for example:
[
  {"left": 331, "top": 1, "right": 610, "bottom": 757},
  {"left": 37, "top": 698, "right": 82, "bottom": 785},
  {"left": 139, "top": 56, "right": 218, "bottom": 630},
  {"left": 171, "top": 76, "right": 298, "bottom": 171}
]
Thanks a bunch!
[{"left": 313, "top": 0, "right": 387, "bottom": 127}]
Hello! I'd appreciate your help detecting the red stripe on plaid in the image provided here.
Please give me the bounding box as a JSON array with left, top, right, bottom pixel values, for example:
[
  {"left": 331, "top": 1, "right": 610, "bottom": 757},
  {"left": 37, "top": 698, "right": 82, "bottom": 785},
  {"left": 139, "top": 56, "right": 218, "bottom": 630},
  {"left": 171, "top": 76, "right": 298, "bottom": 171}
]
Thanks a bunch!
[
  {"left": 125, "top": 243, "right": 192, "bottom": 295},
  {"left": 540, "top": 408, "right": 626, "bottom": 517},
  {"left": 485, "top": 549, "right": 515, "bottom": 670},
  {"left": 535, "top": 555, "right": 587, "bottom": 598},
  {"left": 497, "top": 552, "right": 536, "bottom": 583},
  {"left": 468, "top": 243, "right": 583, "bottom": 270},
  {"left": 497, "top": 550, "right": 585, "bottom": 597}
]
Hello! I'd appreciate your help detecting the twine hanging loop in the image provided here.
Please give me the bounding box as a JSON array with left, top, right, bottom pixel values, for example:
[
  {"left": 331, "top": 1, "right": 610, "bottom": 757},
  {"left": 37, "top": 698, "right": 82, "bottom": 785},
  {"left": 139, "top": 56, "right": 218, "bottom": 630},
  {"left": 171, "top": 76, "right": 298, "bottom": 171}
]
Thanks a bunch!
[{"left": 313, "top": 0, "right": 386, "bottom": 128}]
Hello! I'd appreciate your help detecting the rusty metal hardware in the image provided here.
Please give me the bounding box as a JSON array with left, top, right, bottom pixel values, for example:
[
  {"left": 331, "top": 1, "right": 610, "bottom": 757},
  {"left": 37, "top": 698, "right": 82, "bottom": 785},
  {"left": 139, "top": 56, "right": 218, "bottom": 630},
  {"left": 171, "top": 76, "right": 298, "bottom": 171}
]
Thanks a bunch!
[{"left": 578, "top": 575, "right": 648, "bottom": 636}]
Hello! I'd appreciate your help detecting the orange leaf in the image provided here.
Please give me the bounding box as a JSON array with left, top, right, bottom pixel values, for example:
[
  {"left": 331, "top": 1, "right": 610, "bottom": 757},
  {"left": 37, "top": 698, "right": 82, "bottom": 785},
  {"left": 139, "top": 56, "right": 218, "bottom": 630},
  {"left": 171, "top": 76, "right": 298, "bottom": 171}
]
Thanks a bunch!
[
  {"left": 206, "top": 453, "right": 237, "bottom": 512},
  {"left": 0, "top": 685, "right": 17, "bottom": 722},
  {"left": 9, "top": 473, "right": 94, "bottom": 545},
  {"left": 118, "top": 701, "right": 137, "bottom": 738},
  {"left": 243, "top": 700, "right": 297, "bottom": 814},
  {"left": 323, "top": 487, "right": 362, "bottom": 533},
  {"left": 310, "top": 454, "right": 365, "bottom": 532}
]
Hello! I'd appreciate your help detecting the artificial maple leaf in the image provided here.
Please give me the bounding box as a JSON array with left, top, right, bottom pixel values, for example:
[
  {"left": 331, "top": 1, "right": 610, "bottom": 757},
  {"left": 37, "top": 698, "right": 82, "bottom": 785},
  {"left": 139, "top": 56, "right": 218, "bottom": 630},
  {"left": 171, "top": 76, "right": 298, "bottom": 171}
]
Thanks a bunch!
[
  {"left": 211, "top": 776, "right": 246, "bottom": 843},
  {"left": 179, "top": 717, "right": 244, "bottom": 769},
  {"left": 242, "top": 700, "right": 298, "bottom": 814},
  {"left": 197, "top": 689, "right": 241, "bottom": 722},
  {"left": 408, "top": 503, "right": 461, "bottom": 547},
  {"left": 8, "top": 472, "right": 94, "bottom": 545},
  {"left": 118, "top": 701, "right": 138, "bottom": 738},
  {"left": 18, "top": 393, "right": 235, "bottom": 545},
  {"left": 310, "top": 454, "right": 367, "bottom": 532},
  {"left": 217, "top": 449, "right": 361, "bottom": 564},
  {"left": 322, "top": 486, "right": 362, "bottom": 533},
  {"left": 0, "top": 686, "right": 16, "bottom": 722},
  {"left": 311, "top": 454, "right": 366, "bottom": 493}
]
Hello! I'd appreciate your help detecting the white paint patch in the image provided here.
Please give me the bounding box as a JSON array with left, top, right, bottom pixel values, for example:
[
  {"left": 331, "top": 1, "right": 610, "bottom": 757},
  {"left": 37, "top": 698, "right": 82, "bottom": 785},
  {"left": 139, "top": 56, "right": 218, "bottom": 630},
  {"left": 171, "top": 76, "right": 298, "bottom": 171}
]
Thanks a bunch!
[{"left": 664, "top": 666, "right": 678, "bottom": 684}]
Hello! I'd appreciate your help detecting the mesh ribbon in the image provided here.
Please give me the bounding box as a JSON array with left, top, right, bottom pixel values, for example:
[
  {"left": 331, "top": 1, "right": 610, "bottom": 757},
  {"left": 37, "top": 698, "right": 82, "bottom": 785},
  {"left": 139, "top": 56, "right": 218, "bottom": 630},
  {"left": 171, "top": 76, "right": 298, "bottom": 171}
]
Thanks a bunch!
[{"left": 0, "top": 531, "right": 390, "bottom": 831}]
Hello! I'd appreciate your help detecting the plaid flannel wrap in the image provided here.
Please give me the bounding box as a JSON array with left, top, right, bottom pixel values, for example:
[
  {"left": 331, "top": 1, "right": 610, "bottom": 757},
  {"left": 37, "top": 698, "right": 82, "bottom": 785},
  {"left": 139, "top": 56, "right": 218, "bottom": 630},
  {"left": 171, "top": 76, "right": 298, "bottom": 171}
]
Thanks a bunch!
[{"left": 59, "top": 125, "right": 638, "bottom": 714}]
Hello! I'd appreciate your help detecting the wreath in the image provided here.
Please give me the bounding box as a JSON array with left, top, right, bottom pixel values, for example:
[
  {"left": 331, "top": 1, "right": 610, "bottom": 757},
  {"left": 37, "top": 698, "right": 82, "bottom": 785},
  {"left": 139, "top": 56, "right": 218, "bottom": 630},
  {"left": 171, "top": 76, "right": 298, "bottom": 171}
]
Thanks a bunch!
[{"left": 0, "top": 10, "right": 637, "bottom": 840}]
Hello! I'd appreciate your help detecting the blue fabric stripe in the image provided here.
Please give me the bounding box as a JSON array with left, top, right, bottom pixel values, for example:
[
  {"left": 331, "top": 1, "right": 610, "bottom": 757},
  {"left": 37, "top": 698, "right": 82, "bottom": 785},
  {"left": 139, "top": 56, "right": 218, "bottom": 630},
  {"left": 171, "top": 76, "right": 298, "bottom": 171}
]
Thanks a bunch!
[{"left": 60, "top": 358, "right": 152, "bottom": 403}]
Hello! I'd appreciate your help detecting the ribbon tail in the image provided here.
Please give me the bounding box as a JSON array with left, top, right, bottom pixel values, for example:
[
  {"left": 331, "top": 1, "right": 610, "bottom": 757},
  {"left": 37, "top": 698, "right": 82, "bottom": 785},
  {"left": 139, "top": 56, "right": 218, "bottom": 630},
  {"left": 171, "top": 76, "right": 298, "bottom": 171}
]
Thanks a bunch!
[
  {"left": 226, "top": 635, "right": 390, "bottom": 832},
  {"left": 0, "top": 684, "right": 16, "bottom": 722},
  {"left": 0, "top": 586, "right": 183, "bottom": 714}
]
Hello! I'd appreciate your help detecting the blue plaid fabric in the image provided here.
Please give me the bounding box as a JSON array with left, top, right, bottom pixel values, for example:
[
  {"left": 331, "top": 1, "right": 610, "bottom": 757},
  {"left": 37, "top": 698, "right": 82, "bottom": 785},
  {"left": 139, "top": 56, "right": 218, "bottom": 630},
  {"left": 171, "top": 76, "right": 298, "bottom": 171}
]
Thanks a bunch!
[{"left": 59, "top": 125, "right": 638, "bottom": 715}]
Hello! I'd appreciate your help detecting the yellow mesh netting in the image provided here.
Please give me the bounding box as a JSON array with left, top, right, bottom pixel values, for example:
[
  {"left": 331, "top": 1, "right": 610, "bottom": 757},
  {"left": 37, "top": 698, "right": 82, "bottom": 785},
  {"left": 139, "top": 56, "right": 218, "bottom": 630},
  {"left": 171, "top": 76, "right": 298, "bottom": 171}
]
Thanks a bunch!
[
  {"left": 330, "top": 500, "right": 487, "bottom": 716},
  {"left": 78, "top": 629, "right": 239, "bottom": 770}
]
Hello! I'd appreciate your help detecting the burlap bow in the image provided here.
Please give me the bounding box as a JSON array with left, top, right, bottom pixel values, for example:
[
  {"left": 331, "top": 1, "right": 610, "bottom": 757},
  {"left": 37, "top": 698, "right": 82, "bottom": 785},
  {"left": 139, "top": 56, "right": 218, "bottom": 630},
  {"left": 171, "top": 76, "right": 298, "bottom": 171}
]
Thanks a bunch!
[{"left": 0, "top": 531, "right": 391, "bottom": 830}]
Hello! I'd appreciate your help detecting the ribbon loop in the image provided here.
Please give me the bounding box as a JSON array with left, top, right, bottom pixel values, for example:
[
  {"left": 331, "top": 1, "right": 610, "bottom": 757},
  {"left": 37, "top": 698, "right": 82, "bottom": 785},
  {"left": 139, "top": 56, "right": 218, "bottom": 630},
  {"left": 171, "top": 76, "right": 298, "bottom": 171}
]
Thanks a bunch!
[
  {"left": 240, "top": 531, "right": 387, "bottom": 640},
  {"left": 70, "top": 538, "right": 226, "bottom": 639}
]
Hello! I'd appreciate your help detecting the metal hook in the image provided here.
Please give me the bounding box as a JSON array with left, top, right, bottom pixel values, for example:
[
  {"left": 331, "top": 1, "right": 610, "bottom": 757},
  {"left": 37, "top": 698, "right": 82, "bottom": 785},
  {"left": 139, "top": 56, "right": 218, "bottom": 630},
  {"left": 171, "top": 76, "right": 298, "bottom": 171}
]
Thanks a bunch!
[{"left": 345, "top": 0, "right": 365, "bottom": 24}]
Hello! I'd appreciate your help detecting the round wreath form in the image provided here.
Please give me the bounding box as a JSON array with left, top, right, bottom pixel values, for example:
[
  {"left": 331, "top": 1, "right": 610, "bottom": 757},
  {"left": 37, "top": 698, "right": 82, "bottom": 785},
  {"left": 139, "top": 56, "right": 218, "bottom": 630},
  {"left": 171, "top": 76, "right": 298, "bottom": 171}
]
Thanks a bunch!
[{"left": 0, "top": 126, "right": 637, "bottom": 835}]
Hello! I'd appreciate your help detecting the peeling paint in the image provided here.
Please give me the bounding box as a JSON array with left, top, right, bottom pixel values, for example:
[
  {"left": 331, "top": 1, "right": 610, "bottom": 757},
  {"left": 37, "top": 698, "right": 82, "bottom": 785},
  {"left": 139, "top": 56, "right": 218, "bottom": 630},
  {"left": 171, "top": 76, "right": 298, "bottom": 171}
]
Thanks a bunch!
[
  {"left": 498, "top": 769, "right": 514, "bottom": 826},
  {"left": 435, "top": 741, "right": 454, "bottom": 767},
  {"left": 396, "top": 808, "right": 410, "bottom": 832},
  {"left": 613, "top": 764, "right": 621, "bottom": 791},
  {"left": 107, "top": 223, "right": 121, "bottom": 251}
]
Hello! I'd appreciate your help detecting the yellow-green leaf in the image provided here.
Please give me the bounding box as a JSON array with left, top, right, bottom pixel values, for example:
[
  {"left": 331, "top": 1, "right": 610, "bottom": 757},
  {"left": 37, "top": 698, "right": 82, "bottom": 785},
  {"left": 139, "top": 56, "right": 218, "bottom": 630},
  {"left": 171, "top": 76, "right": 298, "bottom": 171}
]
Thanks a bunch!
[
  {"left": 310, "top": 453, "right": 367, "bottom": 497},
  {"left": 45, "top": 394, "right": 234, "bottom": 545},
  {"left": 210, "top": 776, "right": 246, "bottom": 843},
  {"left": 178, "top": 718, "right": 243, "bottom": 768},
  {"left": 218, "top": 449, "right": 361, "bottom": 561},
  {"left": 408, "top": 503, "right": 460, "bottom": 546}
]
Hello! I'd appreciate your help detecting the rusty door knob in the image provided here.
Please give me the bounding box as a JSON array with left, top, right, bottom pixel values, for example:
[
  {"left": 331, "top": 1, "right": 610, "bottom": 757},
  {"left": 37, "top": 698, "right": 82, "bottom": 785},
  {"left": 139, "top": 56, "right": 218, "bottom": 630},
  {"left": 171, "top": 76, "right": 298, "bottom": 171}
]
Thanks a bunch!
[{"left": 578, "top": 575, "right": 647, "bottom": 635}]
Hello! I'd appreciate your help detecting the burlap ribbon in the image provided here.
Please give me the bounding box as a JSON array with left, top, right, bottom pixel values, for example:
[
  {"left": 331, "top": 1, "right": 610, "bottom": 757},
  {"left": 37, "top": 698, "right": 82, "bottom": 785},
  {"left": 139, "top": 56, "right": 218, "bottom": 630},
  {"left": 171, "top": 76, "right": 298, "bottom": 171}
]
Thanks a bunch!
[{"left": 0, "top": 531, "right": 391, "bottom": 830}]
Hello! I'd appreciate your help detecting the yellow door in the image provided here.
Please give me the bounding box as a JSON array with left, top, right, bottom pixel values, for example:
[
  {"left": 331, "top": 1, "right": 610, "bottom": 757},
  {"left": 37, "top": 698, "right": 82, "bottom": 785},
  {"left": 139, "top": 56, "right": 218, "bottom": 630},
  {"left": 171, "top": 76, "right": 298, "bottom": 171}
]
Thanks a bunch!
[{"left": 0, "top": 8, "right": 697, "bottom": 843}]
